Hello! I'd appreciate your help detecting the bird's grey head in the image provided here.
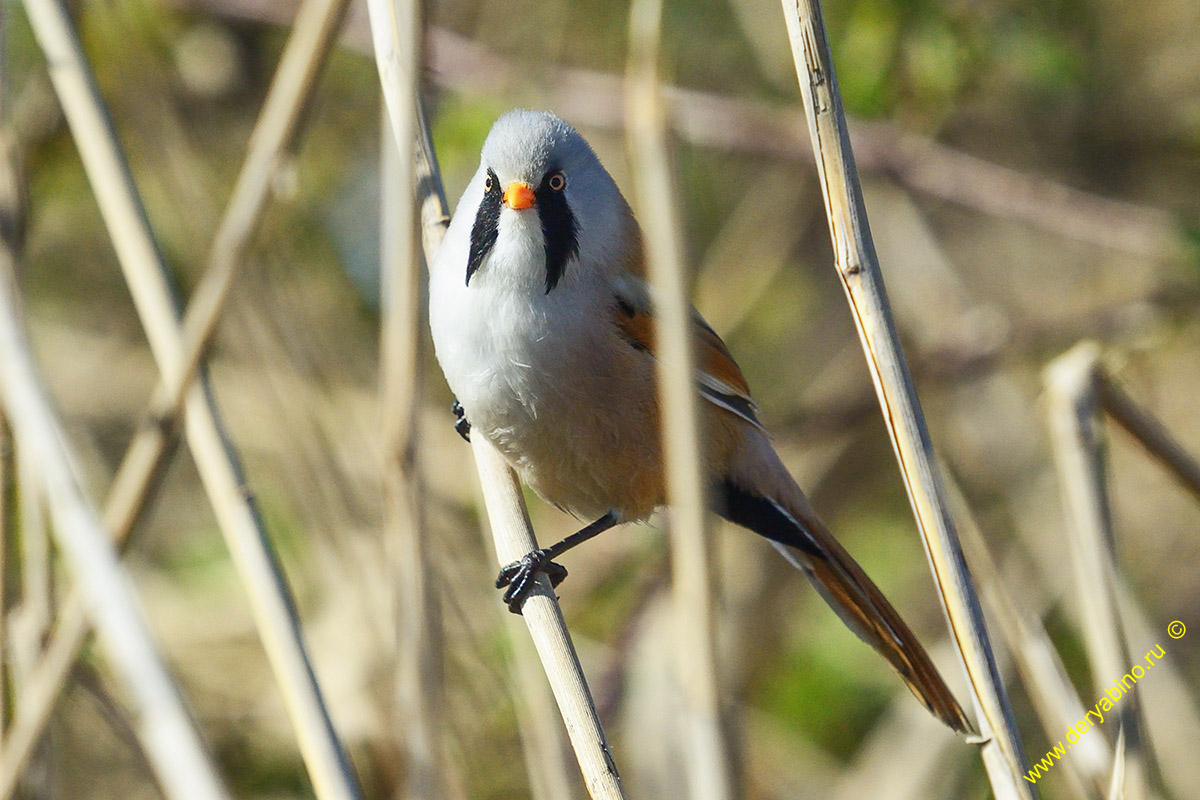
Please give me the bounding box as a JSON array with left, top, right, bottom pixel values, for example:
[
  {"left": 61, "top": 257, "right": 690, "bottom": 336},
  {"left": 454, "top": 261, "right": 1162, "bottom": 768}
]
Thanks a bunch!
[{"left": 464, "top": 110, "right": 629, "bottom": 294}]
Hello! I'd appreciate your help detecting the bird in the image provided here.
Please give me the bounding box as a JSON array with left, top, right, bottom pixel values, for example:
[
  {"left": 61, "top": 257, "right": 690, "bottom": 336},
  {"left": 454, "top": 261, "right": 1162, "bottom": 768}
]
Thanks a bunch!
[{"left": 428, "top": 109, "right": 972, "bottom": 733}]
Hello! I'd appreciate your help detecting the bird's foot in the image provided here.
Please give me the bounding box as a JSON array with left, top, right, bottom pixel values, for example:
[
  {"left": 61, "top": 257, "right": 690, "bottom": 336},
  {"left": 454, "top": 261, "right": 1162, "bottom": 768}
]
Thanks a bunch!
[
  {"left": 451, "top": 400, "right": 471, "bottom": 442},
  {"left": 495, "top": 549, "right": 568, "bottom": 614}
]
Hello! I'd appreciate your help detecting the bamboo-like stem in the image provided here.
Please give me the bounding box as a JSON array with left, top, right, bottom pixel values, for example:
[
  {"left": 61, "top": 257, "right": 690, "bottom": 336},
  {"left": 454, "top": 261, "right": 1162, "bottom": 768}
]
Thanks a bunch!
[
  {"left": 0, "top": 253, "right": 230, "bottom": 800},
  {"left": 1096, "top": 371, "right": 1200, "bottom": 500},
  {"left": 1044, "top": 343, "right": 1146, "bottom": 800},
  {"left": 0, "top": 0, "right": 350, "bottom": 784},
  {"left": 375, "top": 3, "right": 455, "bottom": 788},
  {"left": 471, "top": 437, "right": 628, "bottom": 800},
  {"left": 625, "top": 1, "right": 734, "bottom": 798},
  {"left": 777, "top": 2, "right": 1033, "bottom": 797},
  {"left": 17, "top": 2, "right": 364, "bottom": 798}
]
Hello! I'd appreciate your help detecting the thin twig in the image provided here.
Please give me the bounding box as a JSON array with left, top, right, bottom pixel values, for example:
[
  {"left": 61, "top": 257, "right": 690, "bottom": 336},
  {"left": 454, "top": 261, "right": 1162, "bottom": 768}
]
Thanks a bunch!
[
  {"left": 626, "top": 0, "right": 735, "bottom": 798},
  {"left": 1107, "top": 726, "right": 1127, "bottom": 800},
  {"left": 777, "top": 1, "right": 1034, "bottom": 798},
  {"left": 507, "top": 624, "right": 579, "bottom": 800},
  {"left": 1096, "top": 371, "right": 1200, "bottom": 501},
  {"left": 0, "top": 248, "right": 231, "bottom": 800},
  {"left": 1044, "top": 343, "right": 1147, "bottom": 800},
  {"left": 170, "top": 0, "right": 1185, "bottom": 264},
  {"left": 17, "top": 2, "right": 364, "bottom": 799}
]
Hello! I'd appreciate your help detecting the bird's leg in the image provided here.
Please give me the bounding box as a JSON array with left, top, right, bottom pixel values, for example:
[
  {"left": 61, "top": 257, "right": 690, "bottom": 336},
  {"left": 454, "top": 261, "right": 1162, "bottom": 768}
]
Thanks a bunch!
[
  {"left": 496, "top": 511, "right": 620, "bottom": 614},
  {"left": 451, "top": 399, "right": 471, "bottom": 442}
]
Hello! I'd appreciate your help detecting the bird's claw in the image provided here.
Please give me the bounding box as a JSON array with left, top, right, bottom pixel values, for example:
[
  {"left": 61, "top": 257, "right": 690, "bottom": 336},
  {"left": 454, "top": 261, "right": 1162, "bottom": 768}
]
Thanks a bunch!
[
  {"left": 452, "top": 400, "right": 471, "bottom": 442},
  {"left": 495, "top": 549, "right": 568, "bottom": 614}
]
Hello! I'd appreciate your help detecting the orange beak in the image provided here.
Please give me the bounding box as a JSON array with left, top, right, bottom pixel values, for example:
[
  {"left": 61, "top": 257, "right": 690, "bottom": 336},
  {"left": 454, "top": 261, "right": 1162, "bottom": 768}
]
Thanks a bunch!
[{"left": 503, "top": 181, "right": 536, "bottom": 210}]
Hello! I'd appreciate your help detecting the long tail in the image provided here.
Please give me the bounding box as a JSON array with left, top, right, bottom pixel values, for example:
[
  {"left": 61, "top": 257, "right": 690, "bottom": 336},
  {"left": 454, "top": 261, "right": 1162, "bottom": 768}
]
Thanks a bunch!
[{"left": 714, "top": 474, "right": 974, "bottom": 734}]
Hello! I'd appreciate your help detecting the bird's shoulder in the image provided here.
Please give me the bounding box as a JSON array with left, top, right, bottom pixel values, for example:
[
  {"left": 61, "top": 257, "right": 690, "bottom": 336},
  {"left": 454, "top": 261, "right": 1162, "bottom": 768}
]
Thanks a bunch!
[{"left": 609, "top": 271, "right": 763, "bottom": 430}]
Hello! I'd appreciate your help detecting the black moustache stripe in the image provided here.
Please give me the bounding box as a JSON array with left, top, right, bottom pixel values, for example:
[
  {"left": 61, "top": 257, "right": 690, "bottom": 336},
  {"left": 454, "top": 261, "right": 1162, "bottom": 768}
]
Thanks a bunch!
[
  {"left": 464, "top": 167, "right": 579, "bottom": 292},
  {"left": 465, "top": 168, "right": 501, "bottom": 286},
  {"left": 536, "top": 170, "right": 579, "bottom": 294}
]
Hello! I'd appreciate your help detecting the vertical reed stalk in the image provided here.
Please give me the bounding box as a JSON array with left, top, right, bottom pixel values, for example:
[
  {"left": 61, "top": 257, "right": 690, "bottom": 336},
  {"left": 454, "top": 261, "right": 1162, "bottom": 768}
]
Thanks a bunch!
[
  {"left": 1045, "top": 343, "right": 1146, "bottom": 800},
  {"left": 374, "top": 2, "right": 454, "bottom": 787},
  {"left": 778, "top": 1, "right": 1033, "bottom": 797},
  {"left": 0, "top": 413, "right": 8, "bottom": 749},
  {"left": 626, "top": 0, "right": 734, "bottom": 797}
]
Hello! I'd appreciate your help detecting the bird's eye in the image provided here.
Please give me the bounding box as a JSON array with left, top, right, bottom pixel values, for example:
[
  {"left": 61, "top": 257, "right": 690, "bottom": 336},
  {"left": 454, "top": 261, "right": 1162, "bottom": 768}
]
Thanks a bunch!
[
  {"left": 484, "top": 174, "right": 494, "bottom": 192},
  {"left": 547, "top": 172, "right": 566, "bottom": 191}
]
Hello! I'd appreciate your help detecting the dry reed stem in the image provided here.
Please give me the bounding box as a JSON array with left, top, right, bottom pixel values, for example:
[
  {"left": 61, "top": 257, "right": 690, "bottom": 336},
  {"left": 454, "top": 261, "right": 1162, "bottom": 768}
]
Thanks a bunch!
[
  {"left": 0, "top": 253, "right": 230, "bottom": 800},
  {"left": 1045, "top": 343, "right": 1147, "bottom": 800},
  {"left": 1107, "top": 726, "right": 1126, "bottom": 800},
  {"left": 470, "top": 437, "right": 628, "bottom": 799},
  {"left": 18, "top": 1, "right": 364, "bottom": 798},
  {"left": 1112, "top": 577, "right": 1200, "bottom": 798},
  {"left": 947, "top": 476, "right": 1109, "bottom": 800},
  {"left": 508, "top": 626, "right": 579, "bottom": 800},
  {"left": 371, "top": 0, "right": 455, "bottom": 791},
  {"left": 1096, "top": 372, "right": 1200, "bottom": 500},
  {"left": 626, "top": 0, "right": 735, "bottom": 798},
  {"left": 0, "top": 31, "right": 13, "bottom": 739},
  {"left": 0, "top": 4, "right": 353, "bottom": 780},
  {"left": 778, "top": 1, "right": 1034, "bottom": 797},
  {"left": 0, "top": 413, "right": 8, "bottom": 745}
]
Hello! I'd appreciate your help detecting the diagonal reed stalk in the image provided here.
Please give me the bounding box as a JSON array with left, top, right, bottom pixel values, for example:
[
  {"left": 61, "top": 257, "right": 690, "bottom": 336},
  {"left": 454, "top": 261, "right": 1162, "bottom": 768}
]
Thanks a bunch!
[
  {"left": 778, "top": 1, "right": 1034, "bottom": 797},
  {"left": 0, "top": 0, "right": 354, "bottom": 791},
  {"left": 366, "top": 7, "right": 627, "bottom": 797},
  {"left": 0, "top": 9, "right": 354, "bottom": 785},
  {"left": 15, "top": 1, "right": 364, "bottom": 798},
  {"left": 947, "top": 475, "right": 1110, "bottom": 800},
  {"left": 626, "top": 0, "right": 735, "bottom": 798},
  {"left": 469, "top": 438, "right": 628, "bottom": 799},
  {"left": 1096, "top": 370, "right": 1200, "bottom": 500},
  {"left": 0, "top": 246, "right": 230, "bottom": 800}
]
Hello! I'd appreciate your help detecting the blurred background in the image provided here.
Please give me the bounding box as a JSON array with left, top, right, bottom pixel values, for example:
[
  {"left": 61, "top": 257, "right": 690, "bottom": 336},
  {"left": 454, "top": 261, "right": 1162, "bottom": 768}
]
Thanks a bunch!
[{"left": 1, "top": 0, "right": 1198, "bottom": 797}]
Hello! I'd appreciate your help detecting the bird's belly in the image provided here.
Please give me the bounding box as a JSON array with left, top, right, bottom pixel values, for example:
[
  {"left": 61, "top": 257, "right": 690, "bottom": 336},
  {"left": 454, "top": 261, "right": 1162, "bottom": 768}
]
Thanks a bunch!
[{"left": 452, "top": 333, "right": 663, "bottom": 521}]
